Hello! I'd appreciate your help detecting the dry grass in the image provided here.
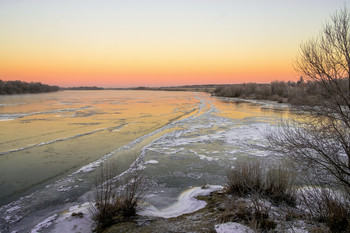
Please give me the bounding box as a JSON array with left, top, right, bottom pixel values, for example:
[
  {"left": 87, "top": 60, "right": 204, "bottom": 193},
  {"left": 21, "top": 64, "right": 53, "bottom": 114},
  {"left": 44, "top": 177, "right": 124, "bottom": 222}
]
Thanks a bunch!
[
  {"left": 218, "top": 195, "right": 277, "bottom": 232},
  {"left": 226, "top": 160, "right": 263, "bottom": 196},
  {"left": 226, "top": 160, "right": 297, "bottom": 206},
  {"left": 264, "top": 166, "right": 297, "bottom": 206},
  {"left": 90, "top": 163, "right": 148, "bottom": 232},
  {"left": 300, "top": 188, "right": 350, "bottom": 232},
  {"left": 217, "top": 198, "right": 251, "bottom": 223}
]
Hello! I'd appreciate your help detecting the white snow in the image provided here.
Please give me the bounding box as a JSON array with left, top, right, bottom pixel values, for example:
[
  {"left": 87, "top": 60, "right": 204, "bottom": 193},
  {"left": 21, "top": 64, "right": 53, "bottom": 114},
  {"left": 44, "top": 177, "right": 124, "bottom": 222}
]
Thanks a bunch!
[
  {"left": 73, "top": 160, "right": 102, "bottom": 174},
  {"left": 4, "top": 214, "right": 22, "bottom": 224},
  {"left": 31, "top": 214, "right": 57, "bottom": 233},
  {"left": 49, "top": 202, "right": 93, "bottom": 233},
  {"left": 198, "top": 154, "right": 219, "bottom": 161},
  {"left": 139, "top": 185, "right": 223, "bottom": 218},
  {"left": 145, "top": 160, "right": 159, "bottom": 164},
  {"left": 5, "top": 205, "right": 21, "bottom": 213},
  {"left": 187, "top": 173, "right": 203, "bottom": 180},
  {"left": 287, "top": 227, "right": 308, "bottom": 233},
  {"left": 57, "top": 185, "right": 71, "bottom": 192},
  {"left": 215, "top": 222, "right": 255, "bottom": 233}
]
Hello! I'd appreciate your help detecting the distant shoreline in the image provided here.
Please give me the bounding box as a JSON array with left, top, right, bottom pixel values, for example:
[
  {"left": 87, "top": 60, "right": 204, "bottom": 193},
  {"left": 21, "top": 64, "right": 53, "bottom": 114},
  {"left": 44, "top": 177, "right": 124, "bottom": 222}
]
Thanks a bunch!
[
  {"left": 62, "top": 84, "right": 222, "bottom": 93},
  {"left": 2, "top": 79, "right": 330, "bottom": 108},
  {"left": 0, "top": 80, "right": 60, "bottom": 95}
]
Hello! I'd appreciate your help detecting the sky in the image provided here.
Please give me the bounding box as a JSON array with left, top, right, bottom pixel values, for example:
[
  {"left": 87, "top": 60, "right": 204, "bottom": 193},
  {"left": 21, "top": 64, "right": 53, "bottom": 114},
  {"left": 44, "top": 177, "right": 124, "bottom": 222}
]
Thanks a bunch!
[{"left": 0, "top": 0, "right": 347, "bottom": 87}]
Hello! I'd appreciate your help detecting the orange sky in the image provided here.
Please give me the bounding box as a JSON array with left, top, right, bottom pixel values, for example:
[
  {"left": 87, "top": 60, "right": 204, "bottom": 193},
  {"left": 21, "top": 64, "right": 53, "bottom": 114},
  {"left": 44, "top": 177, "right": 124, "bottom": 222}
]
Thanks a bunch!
[{"left": 0, "top": 0, "right": 345, "bottom": 87}]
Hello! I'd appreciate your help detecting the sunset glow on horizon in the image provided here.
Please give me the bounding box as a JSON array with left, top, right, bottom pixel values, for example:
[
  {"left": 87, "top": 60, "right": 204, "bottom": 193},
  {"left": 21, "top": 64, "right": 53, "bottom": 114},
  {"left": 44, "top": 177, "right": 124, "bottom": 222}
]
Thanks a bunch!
[{"left": 0, "top": 0, "right": 346, "bottom": 87}]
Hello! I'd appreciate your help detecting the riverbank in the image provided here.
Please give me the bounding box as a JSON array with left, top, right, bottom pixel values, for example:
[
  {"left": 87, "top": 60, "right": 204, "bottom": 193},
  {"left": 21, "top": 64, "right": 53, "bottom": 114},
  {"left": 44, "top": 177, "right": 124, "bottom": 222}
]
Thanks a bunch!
[{"left": 101, "top": 187, "right": 327, "bottom": 233}]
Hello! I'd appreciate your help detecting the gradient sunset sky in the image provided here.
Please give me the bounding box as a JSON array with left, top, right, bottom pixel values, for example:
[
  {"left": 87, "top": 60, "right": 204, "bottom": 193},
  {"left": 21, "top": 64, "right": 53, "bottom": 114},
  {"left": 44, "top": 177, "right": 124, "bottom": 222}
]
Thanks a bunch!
[{"left": 0, "top": 0, "right": 346, "bottom": 87}]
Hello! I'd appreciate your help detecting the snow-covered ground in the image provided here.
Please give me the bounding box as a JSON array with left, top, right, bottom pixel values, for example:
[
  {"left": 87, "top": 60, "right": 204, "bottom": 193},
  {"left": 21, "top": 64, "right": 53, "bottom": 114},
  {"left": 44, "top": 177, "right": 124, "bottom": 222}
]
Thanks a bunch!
[{"left": 215, "top": 222, "right": 255, "bottom": 233}]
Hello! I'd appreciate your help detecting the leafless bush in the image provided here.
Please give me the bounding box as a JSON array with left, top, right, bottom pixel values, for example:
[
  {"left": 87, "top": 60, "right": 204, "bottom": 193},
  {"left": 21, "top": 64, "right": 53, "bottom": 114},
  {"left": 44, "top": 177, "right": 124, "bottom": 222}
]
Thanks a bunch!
[
  {"left": 300, "top": 188, "right": 350, "bottom": 232},
  {"left": 256, "top": 85, "right": 272, "bottom": 99},
  {"left": 271, "top": 81, "right": 288, "bottom": 97},
  {"left": 226, "top": 161, "right": 297, "bottom": 206},
  {"left": 265, "top": 166, "right": 297, "bottom": 206},
  {"left": 90, "top": 163, "right": 147, "bottom": 232},
  {"left": 218, "top": 195, "right": 277, "bottom": 232},
  {"left": 226, "top": 160, "right": 263, "bottom": 195},
  {"left": 217, "top": 198, "right": 251, "bottom": 223},
  {"left": 246, "top": 194, "right": 276, "bottom": 232}
]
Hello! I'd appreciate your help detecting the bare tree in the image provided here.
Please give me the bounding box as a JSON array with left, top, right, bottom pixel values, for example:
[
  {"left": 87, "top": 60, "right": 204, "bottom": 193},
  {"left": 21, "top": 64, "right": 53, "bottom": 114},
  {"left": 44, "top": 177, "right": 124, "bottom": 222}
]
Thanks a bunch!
[{"left": 268, "top": 7, "right": 350, "bottom": 194}]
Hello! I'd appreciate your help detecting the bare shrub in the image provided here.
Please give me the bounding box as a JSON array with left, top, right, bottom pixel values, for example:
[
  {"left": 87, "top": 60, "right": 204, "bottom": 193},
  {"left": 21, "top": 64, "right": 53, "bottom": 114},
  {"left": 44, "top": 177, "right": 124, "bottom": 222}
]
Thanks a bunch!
[
  {"left": 249, "top": 195, "right": 277, "bottom": 232},
  {"left": 256, "top": 85, "right": 271, "bottom": 99},
  {"left": 217, "top": 198, "right": 251, "bottom": 223},
  {"left": 226, "top": 160, "right": 263, "bottom": 196},
  {"left": 264, "top": 166, "right": 297, "bottom": 206},
  {"left": 271, "top": 81, "right": 288, "bottom": 97},
  {"left": 218, "top": 195, "right": 277, "bottom": 232},
  {"left": 90, "top": 163, "right": 147, "bottom": 232},
  {"left": 300, "top": 188, "right": 350, "bottom": 233},
  {"left": 226, "top": 161, "right": 297, "bottom": 206}
]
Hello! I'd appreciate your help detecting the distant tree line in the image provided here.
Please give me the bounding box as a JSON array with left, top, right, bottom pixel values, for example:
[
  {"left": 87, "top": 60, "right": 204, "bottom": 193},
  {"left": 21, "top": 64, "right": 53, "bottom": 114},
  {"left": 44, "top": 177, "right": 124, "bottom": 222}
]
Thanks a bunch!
[
  {"left": 0, "top": 80, "right": 60, "bottom": 95},
  {"left": 63, "top": 86, "right": 105, "bottom": 90},
  {"left": 213, "top": 77, "right": 349, "bottom": 105}
]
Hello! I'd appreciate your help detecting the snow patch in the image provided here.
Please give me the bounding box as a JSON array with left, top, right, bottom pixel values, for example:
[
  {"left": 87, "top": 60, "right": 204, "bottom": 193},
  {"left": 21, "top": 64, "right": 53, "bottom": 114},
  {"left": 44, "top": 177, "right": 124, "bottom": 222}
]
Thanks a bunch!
[
  {"left": 5, "top": 205, "right": 21, "bottom": 213},
  {"left": 187, "top": 173, "right": 203, "bottom": 180},
  {"left": 139, "top": 185, "right": 223, "bottom": 218},
  {"left": 215, "top": 222, "right": 254, "bottom": 233},
  {"left": 49, "top": 202, "right": 93, "bottom": 233},
  {"left": 31, "top": 214, "right": 57, "bottom": 233},
  {"left": 4, "top": 214, "right": 22, "bottom": 224},
  {"left": 287, "top": 227, "right": 308, "bottom": 233},
  {"left": 57, "top": 185, "right": 71, "bottom": 192},
  {"left": 198, "top": 154, "right": 219, "bottom": 161},
  {"left": 145, "top": 160, "right": 159, "bottom": 165}
]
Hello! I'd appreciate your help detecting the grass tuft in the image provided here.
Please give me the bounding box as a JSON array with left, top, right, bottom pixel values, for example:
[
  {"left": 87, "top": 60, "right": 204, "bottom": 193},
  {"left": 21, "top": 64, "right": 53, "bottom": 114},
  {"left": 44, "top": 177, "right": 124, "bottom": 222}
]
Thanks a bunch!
[
  {"left": 226, "top": 160, "right": 297, "bottom": 206},
  {"left": 89, "top": 163, "right": 147, "bottom": 232}
]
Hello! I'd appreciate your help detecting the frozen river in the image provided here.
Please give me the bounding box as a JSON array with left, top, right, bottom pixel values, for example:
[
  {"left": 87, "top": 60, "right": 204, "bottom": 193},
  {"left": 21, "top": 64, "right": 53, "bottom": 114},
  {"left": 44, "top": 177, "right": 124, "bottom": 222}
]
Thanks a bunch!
[{"left": 0, "top": 90, "right": 289, "bottom": 232}]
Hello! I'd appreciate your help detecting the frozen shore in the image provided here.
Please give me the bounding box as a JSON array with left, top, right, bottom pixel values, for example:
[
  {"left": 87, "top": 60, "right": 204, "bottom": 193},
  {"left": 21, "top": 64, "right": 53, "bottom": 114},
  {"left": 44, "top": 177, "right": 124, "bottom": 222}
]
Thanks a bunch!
[{"left": 139, "top": 185, "right": 223, "bottom": 218}]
